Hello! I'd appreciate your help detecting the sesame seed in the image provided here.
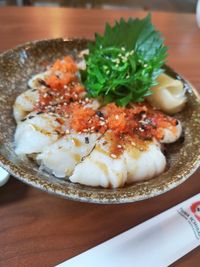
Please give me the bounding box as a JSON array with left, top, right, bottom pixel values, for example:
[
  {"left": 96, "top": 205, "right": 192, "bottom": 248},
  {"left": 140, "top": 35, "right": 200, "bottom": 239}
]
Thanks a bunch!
[
  {"left": 142, "top": 113, "right": 147, "bottom": 119},
  {"left": 117, "top": 145, "right": 122, "bottom": 148},
  {"left": 66, "top": 129, "right": 70, "bottom": 134},
  {"left": 111, "top": 154, "right": 117, "bottom": 159},
  {"left": 115, "top": 115, "right": 119, "bottom": 120},
  {"left": 100, "top": 121, "right": 105, "bottom": 126},
  {"left": 131, "top": 141, "right": 136, "bottom": 146}
]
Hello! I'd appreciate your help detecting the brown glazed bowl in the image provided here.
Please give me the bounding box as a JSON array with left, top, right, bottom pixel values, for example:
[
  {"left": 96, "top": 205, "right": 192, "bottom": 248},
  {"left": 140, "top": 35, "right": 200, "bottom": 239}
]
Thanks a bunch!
[{"left": 0, "top": 38, "right": 200, "bottom": 204}]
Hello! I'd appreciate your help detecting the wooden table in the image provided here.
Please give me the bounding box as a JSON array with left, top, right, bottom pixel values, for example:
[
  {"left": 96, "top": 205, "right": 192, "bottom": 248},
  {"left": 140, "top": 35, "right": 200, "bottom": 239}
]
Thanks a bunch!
[{"left": 0, "top": 7, "right": 199, "bottom": 267}]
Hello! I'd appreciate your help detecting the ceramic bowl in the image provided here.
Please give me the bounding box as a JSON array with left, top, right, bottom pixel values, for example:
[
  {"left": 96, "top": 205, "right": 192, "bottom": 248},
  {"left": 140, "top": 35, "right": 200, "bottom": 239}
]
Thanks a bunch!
[{"left": 0, "top": 38, "right": 199, "bottom": 203}]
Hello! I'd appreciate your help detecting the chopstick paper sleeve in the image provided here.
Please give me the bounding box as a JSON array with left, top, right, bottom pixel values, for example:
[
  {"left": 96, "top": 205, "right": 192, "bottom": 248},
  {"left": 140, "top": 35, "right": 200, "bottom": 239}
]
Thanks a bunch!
[{"left": 57, "top": 193, "right": 200, "bottom": 267}]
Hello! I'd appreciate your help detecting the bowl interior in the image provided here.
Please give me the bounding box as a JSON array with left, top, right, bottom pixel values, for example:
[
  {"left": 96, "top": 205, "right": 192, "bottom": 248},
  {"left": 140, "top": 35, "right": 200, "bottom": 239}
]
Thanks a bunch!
[{"left": 0, "top": 38, "right": 199, "bottom": 203}]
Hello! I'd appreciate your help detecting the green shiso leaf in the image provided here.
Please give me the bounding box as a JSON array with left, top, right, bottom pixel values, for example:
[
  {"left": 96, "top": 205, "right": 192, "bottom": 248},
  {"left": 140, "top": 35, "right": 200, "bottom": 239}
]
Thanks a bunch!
[{"left": 83, "top": 14, "right": 168, "bottom": 106}]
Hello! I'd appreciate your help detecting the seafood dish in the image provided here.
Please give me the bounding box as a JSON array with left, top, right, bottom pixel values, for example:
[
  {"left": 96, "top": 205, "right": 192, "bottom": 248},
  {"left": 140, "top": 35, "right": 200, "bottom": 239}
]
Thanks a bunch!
[{"left": 13, "top": 15, "right": 187, "bottom": 188}]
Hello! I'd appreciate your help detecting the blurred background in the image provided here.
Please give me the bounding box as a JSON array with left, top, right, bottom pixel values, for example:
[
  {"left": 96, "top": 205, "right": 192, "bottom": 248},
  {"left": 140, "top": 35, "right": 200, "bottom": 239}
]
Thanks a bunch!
[{"left": 0, "top": 0, "right": 198, "bottom": 13}]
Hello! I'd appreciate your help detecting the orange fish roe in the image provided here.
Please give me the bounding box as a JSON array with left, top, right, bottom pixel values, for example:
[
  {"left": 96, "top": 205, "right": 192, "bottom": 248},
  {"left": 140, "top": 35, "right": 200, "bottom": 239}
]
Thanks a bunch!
[
  {"left": 68, "top": 103, "right": 107, "bottom": 133},
  {"left": 69, "top": 103, "right": 96, "bottom": 132},
  {"left": 103, "top": 102, "right": 178, "bottom": 143},
  {"left": 34, "top": 56, "right": 178, "bottom": 156},
  {"left": 51, "top": 56, "right": 78, "bottom": 73},
  {"left": 107, "top": 112, "right": 126, "bottom": 133},
  {"left": 104, "top": 104, "right": 126, "bottom": 134},
  {"left": 45, "top": 73, "right": 76, "bottom": 91},
  {"left": 35, "top": 56, "right": 87, "bottom": 113},
  {"left": 147, "top": 109, "right": 178, "bottom": 140}
]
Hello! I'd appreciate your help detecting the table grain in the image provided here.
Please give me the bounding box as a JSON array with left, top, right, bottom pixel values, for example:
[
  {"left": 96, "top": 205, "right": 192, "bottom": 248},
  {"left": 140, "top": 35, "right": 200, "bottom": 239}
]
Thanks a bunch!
[{"left": 0, "top": 7, "right": 199, "bottom": 267}]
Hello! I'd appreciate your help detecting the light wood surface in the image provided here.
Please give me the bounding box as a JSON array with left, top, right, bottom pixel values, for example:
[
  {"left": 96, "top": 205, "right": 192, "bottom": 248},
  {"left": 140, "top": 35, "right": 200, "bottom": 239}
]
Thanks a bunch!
[{"left": 0, "top": 7, "right": 199, "bottom": 267}]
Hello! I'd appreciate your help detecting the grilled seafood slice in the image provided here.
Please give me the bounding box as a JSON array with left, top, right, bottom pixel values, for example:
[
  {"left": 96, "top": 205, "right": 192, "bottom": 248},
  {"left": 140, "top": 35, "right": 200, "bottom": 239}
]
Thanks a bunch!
[
  {"left": 70, "top": 133, "right": 166, "bottom": 188},
  {"left": 14, "top": 112, "right": 64, "bottom": 155},
  {"left": 13, "top": 89, "right": 39, "bottom": 122},
  {"left": 37, "top": 132, "right": 100, "bottom": 177}
]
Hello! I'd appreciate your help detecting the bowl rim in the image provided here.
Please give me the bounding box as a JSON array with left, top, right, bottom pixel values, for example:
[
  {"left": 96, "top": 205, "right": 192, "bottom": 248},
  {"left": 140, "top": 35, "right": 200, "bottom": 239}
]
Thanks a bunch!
[{"left": 0, "top": 38, "right": 200, "bottom": 204}]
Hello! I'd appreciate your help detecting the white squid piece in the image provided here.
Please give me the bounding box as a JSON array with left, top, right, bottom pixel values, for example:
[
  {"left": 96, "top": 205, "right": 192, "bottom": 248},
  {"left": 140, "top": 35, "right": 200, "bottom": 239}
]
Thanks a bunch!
[
  {"left": 28, "top": 71, "right": 50, "bottom": 90},
  {"left": 13, "top": 72, "right": 51, "bottom": 123},
  {"left": 70, "top": 134, "right": 167, "bottom": 188},
  {"left": 37, "top": 132, "right": 100, "bottom": 177},
  {"left": 124, "top": 143, "right": 166, "bottom": 183},
  {"left": 13, "top": 89, "right": 39, "bottom": 122},
  {"left": 70, "top": 134, "right": 128, "bottom": 188},
  {"left": 14, "top": 112, "right": 62, "bottom": 155},
  {"left": 161, "top": 120, "right": 182, "bottom": 143}
]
